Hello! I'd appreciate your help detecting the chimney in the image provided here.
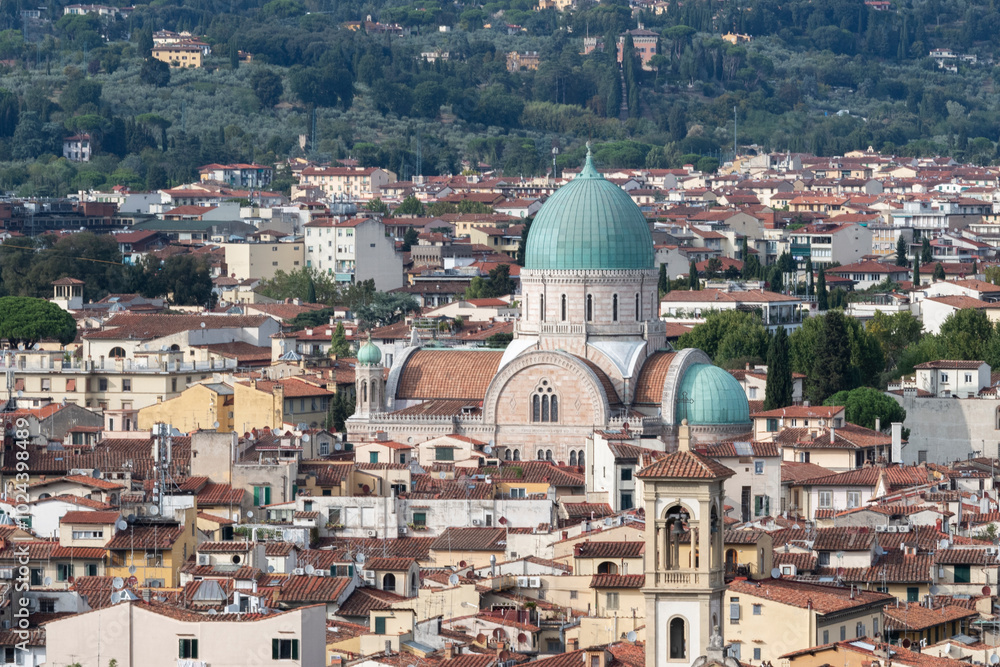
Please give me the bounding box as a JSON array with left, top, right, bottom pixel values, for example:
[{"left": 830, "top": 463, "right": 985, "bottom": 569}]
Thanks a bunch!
[
  {"left": 875, "top": 417, "right": 881, "bottom": 433},
  {"left": 445, "top": 642, "right": 454, "bottom": 660},
  {"left": 830, "top": 427, "right": 835, "bottom": 444},
  {"left": 891, "top": 422, "right": 903, "bottom": 463}
]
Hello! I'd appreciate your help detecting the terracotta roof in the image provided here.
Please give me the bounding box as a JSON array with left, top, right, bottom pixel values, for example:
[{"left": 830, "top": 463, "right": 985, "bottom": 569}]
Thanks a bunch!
[
  {"left": 590, "top": 574, "right": 645, "bottom": 588},
  {"left": 60, "top": 510, "right": 120, "bottom": 525},
  {"left": 32, "top": 474, "right": 124, "bottom": 491},
  {"left": 752, "top": 405, "right": 844, "bottom": 419},
  {"left": 396, "top": 350, "right": 504, "bottom": 401},
  {"left": 728, "top": 577, "right": 892, "bottom": 613},
  {"left": 882, "top": 602, "right": 978, "bottom": 630},
  {"left": 563, "top": 503, "right": 615, "bottom": 520},
  {"left": 198, "top": 482, "right": 246, "bottom": 505},
  {"left": 632, "top": 352, "right": 676, "bottom": 405},
  {"left": 198, "top": 541, "right": 253, "bottom": 553},
  {"left": 913, "top": 360, "right": 986, "bottom": 370},
  {"left": 935, "top": 548, "right": 996, "bottom": 565},
  {"left": 275, "top": 575, "right": 353, "bottom": 603},
  {"left": 319, "top": 537, "right": 435, "bottom": 561},
  {"left": 431, "top": 528, "right": 507, "bottom": 552},
  {"left": 105, "top": 525, "right": 184, "bottom": 550},
  {"left": 773, "top": 552, "right": 818, "bottom": 573},
  {"left": 335, "top": 587, "right": 408, "bottom": 616},
  {"left": 83, "top": 314, "right": 272, "bottom": 340},
  {"left": 637, "top": 449, "right": 735, "bottom": 480},
  {"left": 698, "top": 441, "right": 780, "bottom": 458},
  {"left": 365, "top": 557, "right": 416, "bottom": 571},
  {"left": 573, "top": 541, "right": 644, "bottom": 559},
  {"left": 781, "top": 461, "right": 836, "bottom": 483},
  {"left": 831, "top": 553, "right": 934, "bottom": 584}
]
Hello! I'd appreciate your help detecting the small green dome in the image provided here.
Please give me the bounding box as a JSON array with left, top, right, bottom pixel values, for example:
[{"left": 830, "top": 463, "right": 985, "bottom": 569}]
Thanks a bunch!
[
  {"left": 525, "top": 150, "right": 654, "bottom": 271},
  {"left": 357, "top": 337, "right": 382, "bottom": 366},
  {"left": 676, "top": 364, "right": 750, "bottom": 426}
]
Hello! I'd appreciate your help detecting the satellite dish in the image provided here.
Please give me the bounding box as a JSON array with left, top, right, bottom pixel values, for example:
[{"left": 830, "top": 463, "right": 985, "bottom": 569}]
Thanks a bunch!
[
  {"left": 111, "top": 591, "right": 120, "bottom": 604},
  {"left": 200, "top": 322, "right": 206, "bottom": 328},
  {"left": 930, "top": 585, "right": 940, "bottom": 595},
  {"left": 484, "top": 445, "right": 493, "bottom": 455},
  {"left": 149, "top": 506, "right": 160, "bottom": 516},
  {"left": 15, "top": 390, "right": 21, "bottom": 398},
  {"left": 302, "top": 434, "right": 310, "bottom": 443},
  {"left": 246, "top": 511, "right": 254, "bottom": 519},
  {"left": 334, "top": 442, "right": 342, "bottom": 451},
  {"left": 112, "top": 577, "right": 124, "bottom": 589},
  {"left": 116, "top": 520, "right": 128, "bottom": 531},
  {"left": 939, "top": 539, "right": 950, "bottom": 550},
  {"left": 43, "top": 577, "right": 51, "bottom": 587},
  {"left": 476, "top": 634, "right": 487, "bottom": 644},
  {"left": 156, "top": 596, "right": 166, "bottom": 602},
  {"left": 268, "top": 565, "right": 275, "bottom": 573},
  {"left": 770, "top": 568, "right": 781, "bottom": 579},
  {"left": 207, "top": 609, "right": 218, "bottom": 615},
  {"left": 984, "top": 586, "right": 993, "bottom": 596},
  {"left": 972, "top": 495, "right": 979, "bottom": 503},
  {"left": 499, "top": 516, "right": 507, "bottom": 526},
  {"left": 439, "top": 472, "right": 446, "bottom": 479},
  {"left": 459, "top": 560, "right": 467, "bottom": 568},
  {"left": 356, "top": 553, "right": 366, "bottom": 564},
  {"left": 990, "top": 655, "right": 999, "bottom": 666},
  {"left": 305, "top": 564, "right": 315, "bottom": 575},
  {"left": 127, "top": 514, "right": 136, "bottom": 523},
  {"left": 626, "top": 631, "right": 637, "bottom": 643},
  {"left": 212, "top": 421, "right": 220, "bottom": 429},
  {"left": 448, "top": 573, "right": 460, "bottom": 586},
  {"left": 362, "top": 484, "right": 370, "bottom": 494},
  {"left": 128, "top": 565, "right": 136, "bottom": 575},
  {"left": 518, "top": 633, "right": 527, "bottom": 643},
  {"left": 835, "top": 551, "right": 845, "bottom": 560},
  {"left": 902, "top": 639, "right": 911, "bottom": 649}
]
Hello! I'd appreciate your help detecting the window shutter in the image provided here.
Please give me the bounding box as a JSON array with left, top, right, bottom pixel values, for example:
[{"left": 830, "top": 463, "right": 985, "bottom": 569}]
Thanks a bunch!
[
  {"left": 729, "top": 603, "right": 741, "bottom": 620},
  {"left": 179, "top": 639, "right": 186, "bottom": 659},
  {"left": 265, "top": 487, "right": 272, "bottom": 505},
  {"left": 292, "top": 639, "right": 299, "bottom": 660},
  {"left": 272, "top": 638, "right": 280, "bottom": 659},
  {"left": 253, "top": 487, "right": 260, "bottom": 506},
  {"left": 192, "top": 639, "right": 198, "bottom": 659}
]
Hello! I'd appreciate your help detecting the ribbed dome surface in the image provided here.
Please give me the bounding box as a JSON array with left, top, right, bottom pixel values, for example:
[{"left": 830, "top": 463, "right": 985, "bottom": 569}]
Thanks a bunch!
[
  {"left": 357, "top": 337, "right": 382, "bottom": 366},
  {"left": 676, "top": 364, "right": 751, "bottom": 425},
  {"left": 525, "top": 152, "right": 654, "bottom": 271}
]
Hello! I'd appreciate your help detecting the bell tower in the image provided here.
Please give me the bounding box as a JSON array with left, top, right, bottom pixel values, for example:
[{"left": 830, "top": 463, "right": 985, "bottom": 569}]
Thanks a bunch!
[
  {"left": 353, "top": 334, "right": 384, "bottom": 418},
  {"left": 637, "top": 420, "right": 735, "bottom": 667}
]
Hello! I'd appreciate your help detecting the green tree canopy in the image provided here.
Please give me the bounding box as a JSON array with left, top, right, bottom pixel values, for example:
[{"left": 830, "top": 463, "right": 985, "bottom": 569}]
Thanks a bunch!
[
  {"left": 329, "top": 322, "right": 351, "bottom": 358},
  {"left": 0, "top": 297, "right": 76, "bottom": 347},
  {"left": 823, "top": 386, "right": 907, "bottom": 433},
  {"left": 677, "top": 310, "right": 768, "bottom": 364}
]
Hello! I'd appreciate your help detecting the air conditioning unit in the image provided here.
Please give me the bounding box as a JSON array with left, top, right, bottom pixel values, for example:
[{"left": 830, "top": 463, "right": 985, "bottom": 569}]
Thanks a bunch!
[
  {"left": 528, "top": 577, "right": 541, "bottom": 588},
  {"left": 367, "top": 530, "right": 377, "bottom": 537},
  {"left": 516, "top": 577, "right": 529, "bottom": 588},
  {"left": 364, "top": 572, "right": 376, "bottom": 585},
  {"left": 198, "top": 554, "right": 211, "bottom": 566},
  {"left": 292, "top": 568, "right": 305, "bottom": 576},
  {"left": 604, "top": 517, "right": 613, "bottom": 527},
  {"left": 399, "top": 526, "right": 408, "bottom": 535},
  {"left": 472, "top": 519, "right": 482, "bottom": 526},
  {"left": 887, "top": 526, "right": 898, "bottom": 533},
  {"left": 315, "top": 570, "right": 327, "bottom": 577},
  {"left": 875, "top": 525, "right": 887, "bottom": 532},
  {"left": 898, "top": 525, "right": 910, "bottom": 533}
]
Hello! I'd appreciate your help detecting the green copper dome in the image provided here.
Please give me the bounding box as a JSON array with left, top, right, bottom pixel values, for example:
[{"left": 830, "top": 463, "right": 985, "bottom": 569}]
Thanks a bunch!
[
  {"left": 675, "top": 364, "right": 750, "bottom": 426},
  {"left": 525, "top": 150, "right": 654, "bottom": 271},
  {"left": 357, "top": 336, "right": 382, "bottom": 366}
]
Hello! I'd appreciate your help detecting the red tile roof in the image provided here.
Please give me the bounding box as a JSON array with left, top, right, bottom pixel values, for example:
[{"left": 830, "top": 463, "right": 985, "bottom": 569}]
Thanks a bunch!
[
  {"left": 431, "top": 528, "right": 508, "bottom": 552},
  {"left": 882, "top": 602, "right": 978, "bottom": 630},
  {"left": 60, "top": 510, "right": 120, "bottom": 525},
  {"left": 573, "top": 541, "right": 644, "bottom": 559},
  {"left": 275, "top": 574, "right": 352, "bottom": 603},
  {"left": 637, "top": 449, "right": 735, "bottom": 480},
  {"left": 728, "top": 577, "right": 893, "bottom": 613},
  {"left": 397, "top": 350, "right": 504, "bottom": 401},
  {"left": 633, "top": 352, "right": 676, "bottom": 405},
  {"left": 105, "top": 525, "right": 184, "bottom": 550},
  {"left": 590, "top": 574, "right": 645, "bottom": 588}
]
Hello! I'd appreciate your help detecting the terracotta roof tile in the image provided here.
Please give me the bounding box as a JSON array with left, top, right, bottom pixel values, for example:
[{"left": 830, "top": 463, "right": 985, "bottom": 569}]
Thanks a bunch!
[
  {"left": 397, "top": 350, "right": 504, "bottom": 401},
  {"left": 105, "top": 525, "right": 184, "bottom": 550},
  {"left": 573, "top": 541, "right": 644, "bottom": 558},
  {"left": 590, "top": 574, "right": 645, "bottom": 588},
  {"left": 83, "top": 313, "right": 273, "bottom": 340},
  {"left": 637, "top": 449, "right": 735, "bottom": 479},
  {"left": 935, "top": 548, "right": 996, "bottom": 565},
  {"left": 431, "top": 528, "right": 507, "bottom": 552},
  {"left": 365, "top": 557, "right": 416, "bottom": 571},
  {"left": 883, "top": 602, "right": 978, "bottom": 630},
  {"left": 728, "top": 577, "right": 892, "bottom": 613},
  {"left": 633, "top": 352, "right": 676, "bottom": 405},
  {"left": 60, "top": 511, "right": 120, "bottom": 525},
  {"left": 276, "top": 574, "right": 352, "bottom": 603},
  {"left": 336, "top": 587, "right": 408, "bottom": 616}
]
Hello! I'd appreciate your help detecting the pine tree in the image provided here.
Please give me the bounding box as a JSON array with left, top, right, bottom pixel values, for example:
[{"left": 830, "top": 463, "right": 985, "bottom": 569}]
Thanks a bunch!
[
  {"left": 895, "top": 235, "right": 908, "bottom": 266},
  {"left": 688, "top": 260, "right": 699, "bottom": 290},
  {"left": 658, "top": 263, "right": 669, "bottom": 296},
  {"left": 401, "top": 227, "right": 419, "bottom": 252},
  {"left": 817, "top": 267, "right": 828, "bottom": 310},
  {"left": 913, "top": 254, "right": 921, "bottom": 285},
  {"left": 764, "top": 326, "right": 792, "bottom": 410},
  {"left": 809, "top": 311, "right": 853, "bottom": 405},
  {"left": 329, "top": 322, "right": 351, "bottom": 358}
]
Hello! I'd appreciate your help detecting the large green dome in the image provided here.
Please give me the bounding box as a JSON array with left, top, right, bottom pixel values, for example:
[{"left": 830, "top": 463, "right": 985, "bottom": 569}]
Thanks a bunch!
[
  {"left": 525, "top": 151, "right": 654, "bottom": 271},
  {"left": 676, "top": 364, "right": 750, "bottom": 425}
]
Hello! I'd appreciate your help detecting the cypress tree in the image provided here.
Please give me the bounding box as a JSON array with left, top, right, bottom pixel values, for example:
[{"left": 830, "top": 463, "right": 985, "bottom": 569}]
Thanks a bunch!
[
  {"left": 933, "top": 262, "right": 946, "bottom": 282},
  {"left": 306, "top": 276, "right": 316, "bottom": 303},
  {"left": 658, "top": 263, "right": 669, "bottom": 295},
  {"left": 809, "top": 311, "right": 853, "bottom": 405},
  {"left": 913, "top": 255, "right": 921, "bottom": 285},
  {"left": 764, "top": 326, "right": 792, "bottom": 410},
  {"left": 817, "top": 267, "right": 828, "bottom": 310},
  {"left": 896, "top": 235, "right": 908, "bottom": 266},
  {"left": 921, "top": 237, "right": 932, "bottom": 263},
  {"left": 689, "top": 260, "right": 699, "bottom": 290}
]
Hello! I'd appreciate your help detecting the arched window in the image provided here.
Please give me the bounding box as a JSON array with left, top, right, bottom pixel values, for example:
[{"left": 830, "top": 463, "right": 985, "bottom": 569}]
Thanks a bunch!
[
  {"left": 371, "top": 381, "right": 379, "bottom": 409},
  {"left": 537, "top": 449, "right": 545, "bottom": 460},
  {"left": 561, "top": 294, "right": 567, "bottom": 321},
  {"left": 578, "top": 451, "right": 585, "bottom": 468},
  {"left": 410, "top": 572, "right": 418, "bottom": 597},
  {"left": 612, "top": 294, "right": 618, "bottom": 322},
  {"left": 586, "top": 294, "right": 593, "bottom": 321},
  {"left": 597, "top": 561, "right": 618, "bottom": 575},
  {"left": 505, "top": 449, "right": 512, "bottom": 461},
  {"left": 361, "top": 381, "right": 367, "bottom": 403},
  {"left": 530, "top": 380, "right": 559, "bottom": 423},
  {"left": 546, "top": 449, "right": 553, "bottom": 461},
  {"left": 382, "top": 572, "right": 396, "bottom": 592},
  {"left": 669, "top": 618, "right": 686, "bottom": 660},
  {"left": 540, "top": 293, "right": 545, "bottom": 321},
  {"left": 995, "top": 406, "right": 1000, "bottom": 430},
  {"left": 635, "top": 293, "right": 640, "bottom": 320},
  {"left": 513, "top": 449, "right": 521, "bottom": 461},
  {"left": 569, "top": 451, "right": 577, "bottom": 466},
  {"left": 109, "top": 347, "right": 127, "bottom": 358}
]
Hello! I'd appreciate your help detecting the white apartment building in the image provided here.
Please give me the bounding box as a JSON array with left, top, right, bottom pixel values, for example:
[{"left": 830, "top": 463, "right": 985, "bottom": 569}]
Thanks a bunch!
[{"left": 303, "top": 217, "right": 403, "bottom": 291}]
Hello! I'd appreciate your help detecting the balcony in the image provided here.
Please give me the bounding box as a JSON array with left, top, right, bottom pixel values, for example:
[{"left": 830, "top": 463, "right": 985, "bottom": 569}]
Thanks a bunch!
[{"left": 653, "top": 570, "right": 725, "bottom": 588}]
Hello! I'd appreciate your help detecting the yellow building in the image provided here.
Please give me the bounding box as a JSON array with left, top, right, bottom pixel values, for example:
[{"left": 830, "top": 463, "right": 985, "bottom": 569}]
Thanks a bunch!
[
  {"left": 232, "top": 376, "right": 334, "bottom": 432},
  {"left": 152, "top": 44, "right": 203, "bottom": 68},
  {"left": 138, "top": 382, "right": 235, "bottom": 432},
  {"left": 726, "top": 578, "right": 893, "bottom": 663},
  {"left": 105, "top": 509, "right": 197, "bottom": 588},
  {"left": 220, "top": 240, "right": 304, "bottom": 282}
]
